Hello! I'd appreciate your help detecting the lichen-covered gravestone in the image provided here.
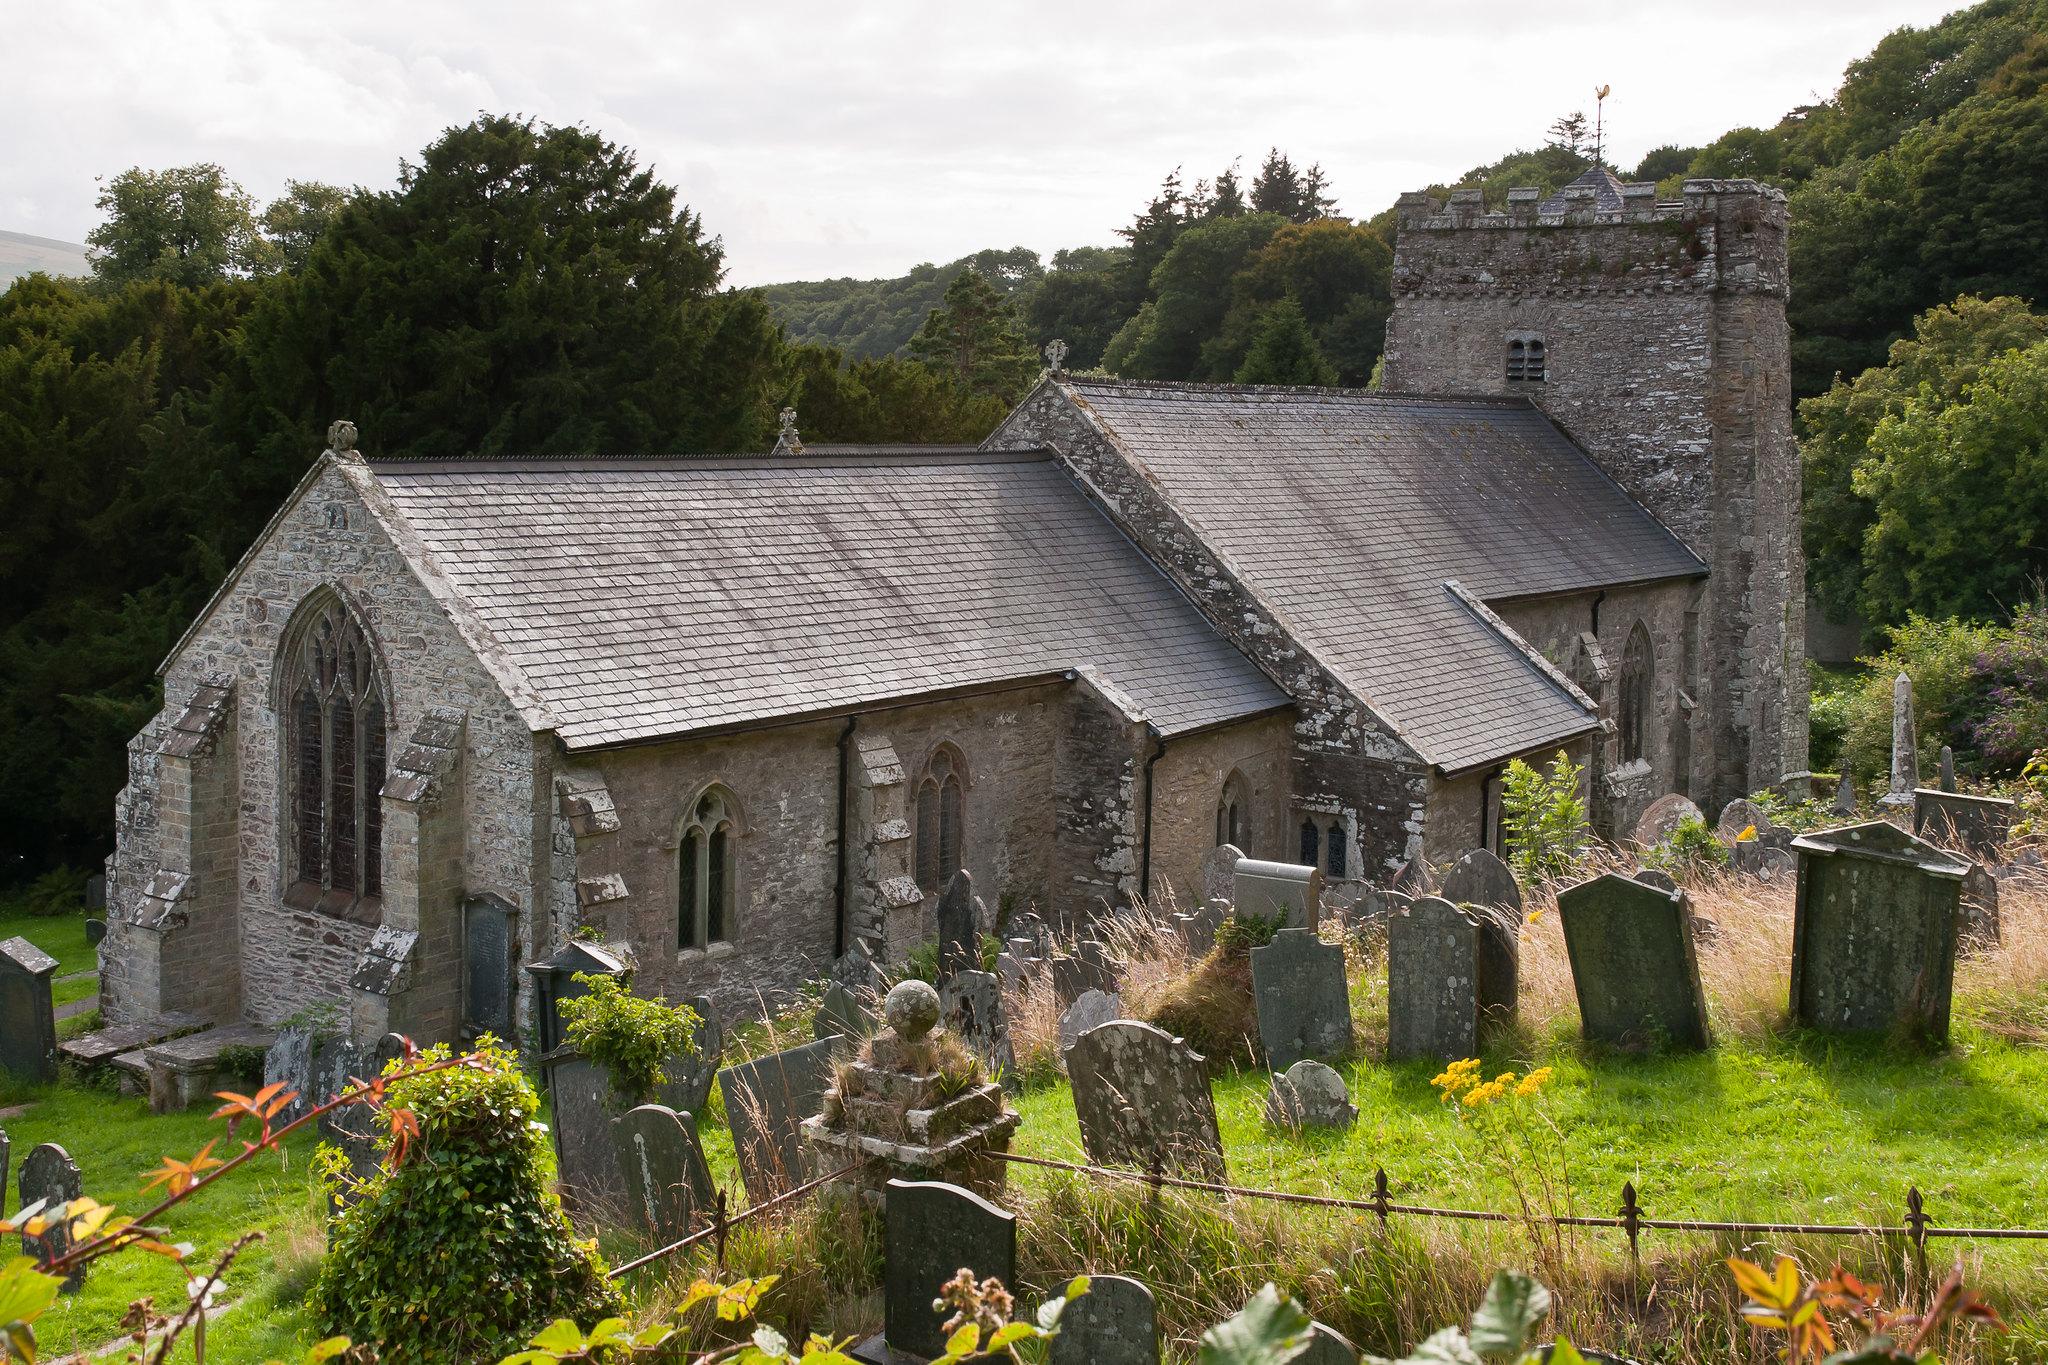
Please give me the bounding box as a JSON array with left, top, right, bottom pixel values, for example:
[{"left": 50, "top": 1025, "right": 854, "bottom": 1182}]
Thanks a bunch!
[
  {"left": 1265, "top": 1060, "right": 1357, "bottom": 1131},
  {"left": 1058, "top": 989, "right": 1124, "bottom": 1060},
  {"left": 1632, "top": 793, "right": 1704, "bottom": 848},
  {"left": 1439, "top": 848, "right": 1522, "bottom": 1031},
  {"left": 857, "top": 1179, "right": 1017, "bottom": 1363},
  {"left": 1234, "top": 858, "right": 1323, "bottom": 929},
  {"left": 1065, "top": 1020, "right": 1226, "bottom": 1181},
  {"left": 720, "top": 1035, "right": 840, "bottom": 1202},
  {"left": 815, "top": 980, "right": 877, "bottom": 1047},
  {"left": 1201, "top": 843, "right": 1245, "bottom": 905},
  {"left": 1556, "top": 873, "right": 1711, "bottom": 1051},
  {"left": 1048, "top": 1272, "right": 1159, "bottom": 1365},
  {"left": 18, "top": 1143, "right": 84, "bottom": 1293},
  {"left": 1250, "top": 928, "right": 1352, "bottom": 1070},
  {"left": 0, "top": 937, "right": 60, "bottom": 1084},
  {"left": 935, "top": 869, "right": 980, "bottom": 981},
  {"left": 656, "top": 995, "right": 724, "bottom": 1117},
  {"left": 940, "top": 969, "right": 1016, "bottom": 1081},
  {"left": 549, "top": 1054, "right": 627, "bottom": 1217},
  {"left": 1914, "top": 790, "right": 2017, "bottom": 859},
  {"left": 1051, "top": 940, "right": 1120, "bottom": 1007},
  {"left": 261, "top": 1025, "right": 318, "bottom": 1126},
  {"left": 1790, "top": 822, "right": 1970, "bottom": 1044},
  {"left": 613, "top": 1103, "right": 715, "bottom": 1247},
  {"left": 1386, "top": 897, "right": 1483, "bottom": 1063}
]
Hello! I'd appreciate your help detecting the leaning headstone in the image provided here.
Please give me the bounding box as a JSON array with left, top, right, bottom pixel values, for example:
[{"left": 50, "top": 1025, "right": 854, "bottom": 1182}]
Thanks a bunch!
[
  {"left": 656, "top": 996, "right": 724, "bottom": 1117},
  {"left": 1882, "top": 672, "right": 1919, "bottom": 810},
  {"left": 1057, "top": 989, "right": 1124, "bottom": 1058},
  {"left": 1632, "top": 793, "right": 1704, "bottom": 848},
  {"left": 1050, "top": 941, "right": 1120, "bottom": 1007},
  {"left": 1790, "top": 822, "right": 1970, "bottom": 1044},
  {"left": 1065, "top": 1020, "right": 1226, "bottom": 1181},
  {"left": 1300, "top": 1323, "right": 1362, "bottom": 1364},
  {"left": 1556, "top": 873, "right": 1712, "bottom": 1051},
  {"left": 720, "top": 1035, "right": 840, "bottom": 1203},
  {"left": 815, "top": 981, "right": 878, "bottom": 1046},
  {"left": 1235, "top": 859, "right": 1323, "bottom": 929},
  {"left": 1386, "top": 898, "right": 1483, "bottom": 1063},
  {"left": 1265, "top": 1060, "right": 1358, "bottom": 1131},
  {"left": 1833, "top": 773, "right": 1857, "bottom": 817},
  {"left": 936, "top": 870, "right": 979, "bottom": 980},
  {"left": 1938, "top": 746, "right": 1958, "bottom": 793},
  {"left": 941, "top": 969, "right": 1016, "bottom": 1082},
  {"left": 860, "top": 1179, "right": 1017, "bottom": 1363},
  {"left": 1048, "top": 1273, "right": 1159, "bottom": 1365},
  {"left": 84, "top": 920, "right": 106, "bottom": 949},
  {"left": 1914, "top": 789, "right": 2017, "bottom": 859},
  {"left": 1440, "top": 849, "right": 1522, "bottom": 1032},
  {"left": 1202, "top": 843, "right": 1246, "bottom": 904},
  {"left": 18, "top": 1143, "right": 84, "bottom": 1292},
  {"left": 613, "top": 1103, "right": 716, "bottom": 1247},
  {"left": 1250, "top": 928, "right": 1352, "bottom": 1070},
  {"left": 0, "top": 938, "right": 59, "bottom": 1084},
  {"left": 548, "top": 1053, "right": 626, "bottom": 1217}
]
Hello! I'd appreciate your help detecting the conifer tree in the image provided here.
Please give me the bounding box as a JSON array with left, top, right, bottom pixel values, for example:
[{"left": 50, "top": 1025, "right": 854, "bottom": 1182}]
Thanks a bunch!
[
  {"left": 1235, "top": 298, "right": 1338, "bottom": 385},
  {"left": 906, "top": 267, "right": 1039, "bottom": 401}
]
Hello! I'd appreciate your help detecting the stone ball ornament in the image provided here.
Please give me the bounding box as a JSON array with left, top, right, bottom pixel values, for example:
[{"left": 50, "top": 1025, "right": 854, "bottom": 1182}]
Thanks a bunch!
[{"left": 884, "top": 979, "right": 941, "bottom": 1040}]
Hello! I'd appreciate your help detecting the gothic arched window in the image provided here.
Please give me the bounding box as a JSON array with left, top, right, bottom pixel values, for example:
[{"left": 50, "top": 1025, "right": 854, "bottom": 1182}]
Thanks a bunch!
[
  {"left": 914, "top": 744, "right": 966, "bottom": 893},
  {"left": 1215, "top": 770, "right": 1249, "bottom": 848},
  {"left": 1299, "top": 819, "right": 1320, "bottom": 868},
  {"left": 281, "top": 594, "right": 387, "bottom": 903},
  {"left": 679, "top": 786, "right": 739, "bottom": 950},
  {"left": 1619, "top": 621, "right": 1654, "bottom": 763},
  {"left": 1507, "top": 337, "right": 1547, "bottom": 383}
]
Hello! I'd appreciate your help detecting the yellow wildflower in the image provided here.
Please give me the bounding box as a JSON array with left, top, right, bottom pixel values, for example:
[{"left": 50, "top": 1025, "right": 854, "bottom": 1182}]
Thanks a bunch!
[
  {"left": 1525, "top": 909, "right": 1543, "bottom": 924},
  {"left": 1514, "top": 1066, "right": 1554, "bottom": 1097},
  {"left": 1462, "top": 1078, "right": 1509, "bottom": 1108},
  {"left": 1736, "top": 824, "right": 1758, "bottom": 843}
]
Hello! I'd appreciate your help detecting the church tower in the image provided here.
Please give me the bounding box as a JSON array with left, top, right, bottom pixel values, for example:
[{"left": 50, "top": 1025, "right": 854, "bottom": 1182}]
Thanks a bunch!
[{"left": 1381, "top": 170, "right": 1808, "bottom": 812}]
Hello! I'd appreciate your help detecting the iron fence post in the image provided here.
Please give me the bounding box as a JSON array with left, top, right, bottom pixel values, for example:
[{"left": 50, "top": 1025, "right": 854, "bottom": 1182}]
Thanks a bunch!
[
  {"left": 1372, "top": 1168, "right": 1390, "bottom": 1232},
  {"left": 1905, "top": 1186, "right": 1929, "bottom": 1290},
  {"left": 715, "top": 1187, "right": 730, "bottom": 1272}
]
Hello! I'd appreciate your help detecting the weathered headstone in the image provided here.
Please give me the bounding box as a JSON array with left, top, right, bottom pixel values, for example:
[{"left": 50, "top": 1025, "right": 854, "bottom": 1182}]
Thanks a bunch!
[
  {"left": 1556, "top": 873, "right": 1712, "bottom": 1051},
  {"left": 613, "top": 1103, "right": 715, "bottom": 1247},
  {"left": 1440, "top": 849, "right": 1522, "bottom": 1031},
  {"left": 0, "top": 938, "right": 59, "bottom": 1084},
  {"left": 84, "top": 873, "right": 106, "bottom": 912},
  {"left": 1392, "top": 851, "right": 1432, "bottom": 897},
  {"left": 1715, "top": 798, "right": 1769, "bottom": 843},
  {"left": 1632, "top": 793, "right": 1704, "bottom": 848},
  {"left": 84, "top": 919, "right": 106, "bottom": 949},
  {"left": 1882, "top": 672, "right": 1919, "bottom": 809},
  {"left": 836, "top": 937, "right": 887, "bottom": 994},
  {"left": 936, "top": 870, "right": 979, "bottom": 980},
  {"left": 549, "top": 1053, "right": 626, "bottom": 1216},
  {"left": 941, "top": 969, "right": 1016, "bottom": 1082},
  {"left": 656, "top": 995, "right": 724, "bottom": 1118},
  {"left": 1051, "top": 941, "right": 1120, "bottom": 1007},
  {"left": 867, "top": 1179, "right": 1017, "bottom": 1362},
  {"left": 18, "top": 1143, "right": 83, "bottom": 1292},
  {"left": 1200, "top": 844, "right": 1245, "bottom": 904},
  {"left": 1048, "top": 1273, "right": 1159, "bottom": 1365},
  {"left": 1960, "top": 863, "right": 2001, "bottom": 946},
  {"left": 1833, "top": 773, "right": 1857, "bottom": 817},
  {"left": 1265, "top": 1060, "right": 1358, "bottom": 1131},
  {"left": 1065, "top": 1020, "right": 1226, "bottom": 1181},
  {"left": 1914, "top": 790, "right": 2017, "bottom": 859},
  {"left": 1938, "top": 745, "right": 1958, "bottom": 793},
  {"left": 1386, "top": 897, "right": 1483, "bottom": 1063},
  {"left": 1234, "top": 859, "right": 1323, "bottom": 929},
  {"left": 461, "top": 893, "right": 519, "bottom": 1042},
  {"left": 1057, "top": 989, "right": 1124, "bottom": 1059},
  {"left": 1172, "top": 899, "right": 1229, "bottom": 956},
  {"left": 1300, "top": 1323, "right": 1362, "bottom": 1364},
  {"left": 1250, "top": 928, "right": 1353, "bottom": 1070},
  {"left": 262, "top": 1025, "right": 318, "bottom": 1125},
  {"left": 1790, "top": 822, "right": 1970, "bottom": 1044},
  {"left": 720, "top": 1035, "right": 840, "bottom": 1202},
  {"left": 1632, "top": 867, "right": 1679, "bottom": 893},
  {"left": 0, "top": 1127, "right": 9, "bottom": 1219},
  {"left": 815, "top": 981, "right": 878, "bottom": 1046}
]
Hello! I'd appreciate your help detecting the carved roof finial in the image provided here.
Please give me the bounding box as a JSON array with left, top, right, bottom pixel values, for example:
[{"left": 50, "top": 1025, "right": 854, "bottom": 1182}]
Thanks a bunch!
[
  {"left": 771, "top": 406, "right": 803, "bottom": 456},
  {"left": 1044, "top": 338, "right": 1069, "bottom": 375},
  {"left": 326, "top": 418, "right": 359, "bottom": 457}
]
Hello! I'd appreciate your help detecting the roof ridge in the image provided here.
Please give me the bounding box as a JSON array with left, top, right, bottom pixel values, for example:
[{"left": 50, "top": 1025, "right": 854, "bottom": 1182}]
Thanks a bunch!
[
  {"left": 367, "top": 448, "right": 1049, "bottom": 474},
  {"left": 1060, "top": 375, "right": 1536, "bottom": 408}
]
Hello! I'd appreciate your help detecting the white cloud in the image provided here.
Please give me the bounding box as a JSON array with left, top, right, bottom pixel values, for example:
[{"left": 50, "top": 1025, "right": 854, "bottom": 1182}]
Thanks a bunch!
[{"left": 5, "top": 0, "right": 1957, "bottom": 285}]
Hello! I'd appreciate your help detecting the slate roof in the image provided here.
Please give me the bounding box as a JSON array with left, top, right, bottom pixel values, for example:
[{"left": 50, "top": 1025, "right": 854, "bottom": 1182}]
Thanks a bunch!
[
  {"left": 366, "top": 449, "right": 1288, "bottom": 750},
  {"left": 1537, "top": 164, "right": 1629, "bottom": 214},
  {"left": 1056, "top": 379, "right": 1705, "bottom": 772}
]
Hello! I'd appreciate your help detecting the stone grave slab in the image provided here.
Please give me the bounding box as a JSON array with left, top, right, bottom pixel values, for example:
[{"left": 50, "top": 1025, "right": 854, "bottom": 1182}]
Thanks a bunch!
[
  {"left": 548, "top": 1053, "right": 626, "bottom": 1218},
  {"left": 720, "top": 1035, "right": 839, "bottom": 1203},
  {"left": 1065, "top": 1020, "right": 1225, "bottom": 1181},
  {"left": 1265, "top": 1060, "right": 1357, "bottom": 1131},
  {"left": 59, "top": 1012, "right": 205, "bottom": 1071},
  {"left": 0, "top": 937, "right": 60, "bottom": 1084},
  {"left": 1790, "top": 822, "right": 1970, "bottom": 1044},
  {"left": 863, "top": 1178, "right": 1017, "bottom": 1363},
  {"left": 1556, "top": 873, "right": 1711, "bottom": 1051},
  {"left": 1386, "top": 898, "right": 1482, "bottom": 1063},
  {"left": 1049, "top": 1272, "right": 1158, "bottom": 1365},
  {"left": 1200, "top": 844, "right": 1246, "bottom": 904},
  {"left": 656, "top": 995, "right": 724, "bottom": 1117},
  {"left": 1632, "top": 793, "right": 1704, "bottom": 848},
  {"left": 940, "top": 970, "right": 1015, "bottom": 1083},
  {"left": 1914, "top": 790, "right": 2017, "bottom": 858},
  {"left": 614, "top": 1103, "right": 715, "bottom": 1247},
  {"left": 1057, "top": 989, "right": 1124, "bottom": 1060},
  {"left": 936, "top": 870, "right": 979, "bottom": 980},
  {"left": 1234, "top": 858, "right": 1323, "bottom": 929},
  {"left": 18, "top": 1142, "right": 83, "bottom": 1292},
  {"left": 139, "top": 1023, "right": 276, "bottom": 1113},
  {"left": 1250, "top": 928, "right": 1352, "bottom": 1070}
]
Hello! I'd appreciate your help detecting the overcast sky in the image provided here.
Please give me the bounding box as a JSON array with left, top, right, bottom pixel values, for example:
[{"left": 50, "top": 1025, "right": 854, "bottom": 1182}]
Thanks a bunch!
[{"left": 6, "top": 0, "right": 1960, "bottom": 287}]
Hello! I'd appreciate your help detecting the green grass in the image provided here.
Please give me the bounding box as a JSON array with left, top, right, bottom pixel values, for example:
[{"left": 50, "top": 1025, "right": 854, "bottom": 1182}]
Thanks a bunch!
[{"left": 0, "top": 908, "right": 95, "bottom": 976}]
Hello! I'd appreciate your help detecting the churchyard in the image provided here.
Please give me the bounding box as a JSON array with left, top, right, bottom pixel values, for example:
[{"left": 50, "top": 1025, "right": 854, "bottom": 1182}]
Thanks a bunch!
[{"left": 5, "top": 787, "right": 2048, "bottom": 1362}]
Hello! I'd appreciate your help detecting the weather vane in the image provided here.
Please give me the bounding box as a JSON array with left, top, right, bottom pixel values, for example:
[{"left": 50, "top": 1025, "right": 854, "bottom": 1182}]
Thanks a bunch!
[{"left": 1593, "top": 85, "right": 1612, "bottom": 167}]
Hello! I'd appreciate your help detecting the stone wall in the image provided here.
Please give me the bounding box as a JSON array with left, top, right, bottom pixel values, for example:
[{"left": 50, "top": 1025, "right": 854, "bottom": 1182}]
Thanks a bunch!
[
  {"left": 1383, "top": 179, "right": 1808, "bottom": 814},
  {"left": 1145, "top": 711, "right": 1295, "bottom": 907}
]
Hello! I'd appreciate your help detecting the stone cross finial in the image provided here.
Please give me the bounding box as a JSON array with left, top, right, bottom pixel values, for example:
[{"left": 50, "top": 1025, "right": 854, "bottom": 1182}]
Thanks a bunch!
[
  {"left": 326, "top": 419, "right": 358, "bottom": 455},
  {"left": 778, "top": 407, "right": 798, "bottom": 440},
  {"left": 771, "top": 406, "right": 802, "bottom": 455},
  {"left": 1044, "top": 338, "right": 1069, "bottom": 374},
  {"left": 1881, "top": 671, "right": 1918, "bottom": 808}
]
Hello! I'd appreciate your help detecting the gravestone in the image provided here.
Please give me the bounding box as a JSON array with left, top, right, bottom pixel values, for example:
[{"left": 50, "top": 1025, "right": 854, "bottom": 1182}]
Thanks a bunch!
[
  {"left": 864, "top": 1179, "right": 1017, "bottom": 1363},
  {"left": 1715, "top": 798, "right": 1769, "bottom": 843},
  {"left": 1385, "top": 898, "right": 1483, "bottom": 1063},
  {"left": 1007, "top": 912, "right": 1051, "bottom": 957},
  {"left": 1439, "top": 849, "right": 1522, "bottom": 1031},
  {"left": 1250, "top": 928, "right": 1352, "bottom": 1070},
  {"left": 1833, "top": 773, "right": 1857, "bottom": 816},
  {"left": 816, "top": 981, "right": 878, "bottom": 1045},
  {"left": 1960, "top": 864, "right": 2001, "bottom": 945},
  {"left": 261, "top": 1025, "right": 318, "bottom": 1126},
  {"left": 1265, "top": 1060, "right": 1358, "bottom": 1131},
  {"left": 1048, "top": 1273, "right": 1159, "bottom": 1365},
  {"left": 84, "top": 920, "right": 106, "bottom": 949},
  {"left": 836, "top": 938, "right": 887, "bottom": 994},
  {"left": 940, "top": 969, "right": 1015, "bottom": 1082},
  {"left": 1301, "top": 1323, "right": 1361, "bottom": 1364},
  {"left": 1201, "top": 844, "right": 1246, "bottom": 904},
  {"left": 656, "top": 995, "right": 724, "bottom": 1118},
  {"left": 1057, "top": 989, "right": 1124, "bottom": 1059},
  {"left": 1790, "top": 823, "right": 1970, "bottom": 1044},
  {"left": 1065, "top": 1020, "right": 1225, "bottom": 1181},
  {"left": 461, "top": 893, "right": 519, "bottom": 1042},
  {"left": 1392, "top": 852, "right": 1432, "bottom": 897},
  {"left": 18, "top": 1143, "right": 83, "bottom": 1292},
  {"left": 1914, "top": 790, "right": 2017, "bottom": 859},
  {"left": 997, "top": 939, "right": 1042, "bottom": 988},
  {"left": 1051, "top": 942, "right": 1119, "bottom": 1007},
  {"left": 0, "top": 937, "right": 59, "bottom": 1083},
  {"left": 548, "top": 1054, "right": 626, "bottom": 1216},
  {"left": 936, "top": 870, "right": 979, "bottom": 980},
  {"left": 720, "top": 1036, "right": 839, "bottom": 1202},
  {"left": 613, "top": 1103, "right": 716, "bottom": 1247},
  {"left": 84, "top": 873, "right": 106, "bottom": 912},
  {"left": 322, "top": 1033, "right": 407, "bottom": 1206},
  {"left": 1172, "top": 899, "right": 1229, "bottom": 956},
  {"left": 1632, "top": 867, "right": 1679, "bottom": 893},
  {"left": 1938, "top": 746, "right": 1958, "bottom": 793},
  {"left": 1882, "top": 672, "right": 1919, "bottom": 809},
  {"left": 0, "top": 1128, "right": 8, "bottom": 1219},
  {"left": 1631, "top": 793, "right": 1704, "bottom": 848},
  {"left": 524, "top": 939, "right": 630, "bottom": 1058},
  {"left": 1556, "top": 873, "right": 1712, "bottom": 1051},
  {"left": 1234, "top": 859, "right": 1323, "bottom": 929}
]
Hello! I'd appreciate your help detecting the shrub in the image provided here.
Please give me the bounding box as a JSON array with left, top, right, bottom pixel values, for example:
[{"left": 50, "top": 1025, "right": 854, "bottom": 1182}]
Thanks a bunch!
[
  {"left": 1640, "top": 815, "right": 1729, "bottom": 876},
  {"left": 1967, "top": 598, "right": 2048, "bottom": 771},
  {"left": 1840, "top": 615, "right": 1997, "bottom": 781},
  {"left": 9, "top": 866, "right": 85, "bottom": 918},
  {"left": 1807, "top": 662, "right": 1856, "bottom": 773},
  {"left": 312, "top": 1040, "right": 620, "bottom": 1360},
  {"left": 557, "top": 971, "right": 699, "bottom": 1105},
  {"left": 1214, "top": 911, "right": 1280, "bottom": 954},
  {"left": 1501, "top": 752, "right": 1589, "bottom": 882}
]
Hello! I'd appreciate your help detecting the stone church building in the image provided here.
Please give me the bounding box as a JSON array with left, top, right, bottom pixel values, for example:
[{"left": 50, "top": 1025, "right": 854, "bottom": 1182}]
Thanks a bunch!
[{"left": 102, "top": 172, "right": 1806, "bottom": 1046}]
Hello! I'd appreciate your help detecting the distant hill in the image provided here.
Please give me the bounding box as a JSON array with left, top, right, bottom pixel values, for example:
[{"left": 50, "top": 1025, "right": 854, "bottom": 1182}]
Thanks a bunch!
[
  {"left": 0, "top": 230, "right": 91, "bottom": 286},
  {"left": 757, "top": 246, "right": 1043, "bottom": 358}
]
